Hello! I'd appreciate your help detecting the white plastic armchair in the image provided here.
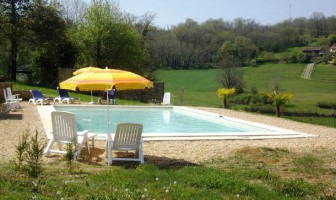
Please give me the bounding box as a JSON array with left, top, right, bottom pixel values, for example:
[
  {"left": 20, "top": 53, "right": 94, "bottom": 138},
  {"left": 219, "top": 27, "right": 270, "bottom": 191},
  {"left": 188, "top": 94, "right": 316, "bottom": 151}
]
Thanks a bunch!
[
  {"left": 6, "top": 87, "right": 21, "bottom": 100},
  {"left": 3, "top": 88, "right": 22, "bottom": 111},
  {"left": 162, "top": 92, "right": 171, "bottom": 105},
  {"left": 44, "top": 111, "right": 90, "bottom": 159},
  {"left": 107, "top": 123, "right": 144, "bottom": 165}
]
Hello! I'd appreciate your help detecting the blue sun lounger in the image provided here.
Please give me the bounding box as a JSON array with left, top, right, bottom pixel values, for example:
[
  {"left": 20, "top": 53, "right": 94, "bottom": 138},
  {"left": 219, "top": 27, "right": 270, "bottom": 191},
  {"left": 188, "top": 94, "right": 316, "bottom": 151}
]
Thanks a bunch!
[
  {"left": 29, "top": 90, "right": 53, "bottom": 105},
  {"left": 54, "top": 87, "right": 80, "bottom": 104}
]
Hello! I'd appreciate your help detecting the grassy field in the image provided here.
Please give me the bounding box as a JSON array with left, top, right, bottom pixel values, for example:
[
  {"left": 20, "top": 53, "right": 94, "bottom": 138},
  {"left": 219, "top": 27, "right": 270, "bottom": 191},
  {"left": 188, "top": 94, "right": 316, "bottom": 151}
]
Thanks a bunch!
[
  {"left": 1, "top": 145, "right": 335, "bottom": 199},
  {"left": 272, "top": 47, "right": 303, "bottom": 59},
  {"left": 153, "top": 69, "right": 221, "bottom": 107},
  {"left": 243, "top": 63, "right": 336, "bottom": 113},
  {"left": 155, "top": 63, "right": 336, "bottom": 110},
  {"left": 154, "top": 62, "right": 336, "bottom": 127}
]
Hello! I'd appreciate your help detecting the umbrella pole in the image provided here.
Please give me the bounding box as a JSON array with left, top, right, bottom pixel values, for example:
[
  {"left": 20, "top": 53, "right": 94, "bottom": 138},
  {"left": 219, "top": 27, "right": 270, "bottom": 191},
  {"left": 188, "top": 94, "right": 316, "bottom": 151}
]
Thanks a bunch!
[
  {"left": 89, "top": 90, "right": 94, "bottom": 104},
  {"left": 107, "top": 90, "right": 112, "bottom": 164},
  {"left": 107, "top": 90, "right": 110, "bottom": 135}
]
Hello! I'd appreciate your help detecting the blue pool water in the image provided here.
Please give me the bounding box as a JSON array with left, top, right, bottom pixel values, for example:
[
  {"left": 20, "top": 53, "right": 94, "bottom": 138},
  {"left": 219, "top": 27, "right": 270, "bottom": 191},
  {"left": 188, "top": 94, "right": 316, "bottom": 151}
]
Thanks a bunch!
[{"left": 54, "top": 106, "right": 274, "bottom": 135}]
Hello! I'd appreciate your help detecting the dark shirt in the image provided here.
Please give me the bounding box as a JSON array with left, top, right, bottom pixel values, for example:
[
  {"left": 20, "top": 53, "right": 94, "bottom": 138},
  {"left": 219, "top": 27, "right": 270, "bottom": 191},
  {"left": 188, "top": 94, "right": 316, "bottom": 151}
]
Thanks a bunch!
[{"left": 107, "top": 89, "right": 115, "bottom": 99}]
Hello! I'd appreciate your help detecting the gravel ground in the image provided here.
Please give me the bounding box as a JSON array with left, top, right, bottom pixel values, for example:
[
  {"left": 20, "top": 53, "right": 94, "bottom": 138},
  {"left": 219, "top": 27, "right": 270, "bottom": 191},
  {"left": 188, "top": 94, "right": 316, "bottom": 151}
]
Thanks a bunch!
[{"left": 0, "top": 101, "right": 335, "bottom": 165}]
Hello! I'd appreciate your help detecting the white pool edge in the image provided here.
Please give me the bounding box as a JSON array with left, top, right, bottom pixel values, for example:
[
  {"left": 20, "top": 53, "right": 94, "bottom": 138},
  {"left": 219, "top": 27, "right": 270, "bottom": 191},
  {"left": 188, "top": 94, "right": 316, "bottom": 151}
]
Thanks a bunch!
[{"left": 37, "top": 105, "right": 316, "bottom": 141}]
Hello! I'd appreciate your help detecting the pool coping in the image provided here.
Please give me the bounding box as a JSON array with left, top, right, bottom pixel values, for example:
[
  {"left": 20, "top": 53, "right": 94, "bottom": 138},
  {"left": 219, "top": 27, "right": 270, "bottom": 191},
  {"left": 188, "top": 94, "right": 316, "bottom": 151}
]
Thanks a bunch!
[{"left": 37, "top": 105, "right": 316, "bottom": 141}]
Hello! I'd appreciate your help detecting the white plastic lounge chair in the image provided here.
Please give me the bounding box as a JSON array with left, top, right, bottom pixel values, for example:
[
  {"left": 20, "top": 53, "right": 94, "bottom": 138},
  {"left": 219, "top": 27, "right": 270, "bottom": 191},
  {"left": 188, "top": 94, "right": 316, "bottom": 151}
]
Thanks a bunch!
[
  {"left": 162, "top": 92, "right": 171, "bottom": 105},
  {"left": 29, "top": 90, "right": 53, "bottom": 105},
  {"left": 54, "top": 87, "right": 80, "bottom": 104},
  {"left": 107, "top": 123, "right": 144, "bottom": 165},
  {"left": 3, "top": 88, "right": 22, "bottom": 111},
  {"left": 44, "top": 111, "right": 90, "bottom": 159}
]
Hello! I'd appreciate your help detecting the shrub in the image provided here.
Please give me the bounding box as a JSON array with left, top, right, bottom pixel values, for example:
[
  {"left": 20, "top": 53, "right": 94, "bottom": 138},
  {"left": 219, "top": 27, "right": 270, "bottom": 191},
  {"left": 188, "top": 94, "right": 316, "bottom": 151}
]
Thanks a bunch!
[
  {"left": 229, "top": 93, "right": 251, "bottom": 105},
  {"left": 332, "top": 58, "right": 336, "bottom": 65},
  {"left": 297, "top": 52, "right": 311, "bottom": 63},
  {"left": 289, "top": 54, "right": 298, "bottom": 63},
  {"left": 316, "top": 101, "right": 336, "bottom": 109},
  {"left": 250, "top": 86, "right": 258, "bottom": 94},
  {"left": 26, "top": 130, "right": 45, "bottom": 178},
  {"left": 15, "top": 129, "right": 45, "bottom": 178},
  {"left": 244, "top": 104, "right": 275, "bottom": 114},
  {"left": 250, "top": 95, "right": 264, "bottom": 105},
  {"left": 229, "top": 93, "right": 269, "bottom": 106},
  {"left": 65, "top": 138, "right": 78, "bottom": 173},
  {"left": 320, "top": 54, "right": 330, "bottom": 64},
  {"left": 15, "top": 130, "right": 29, "bottom": 170},
  {"left": 282, "top": 53, "right": 290, "bottom": 62}
]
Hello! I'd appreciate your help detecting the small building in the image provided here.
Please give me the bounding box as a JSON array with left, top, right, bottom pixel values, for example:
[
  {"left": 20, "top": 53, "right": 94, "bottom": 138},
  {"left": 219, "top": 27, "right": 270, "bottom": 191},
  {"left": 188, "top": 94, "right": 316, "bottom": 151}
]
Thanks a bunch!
[
  {"left": 16, "top": 65, "right": 33, "bottom": 82},
  {"left": 302, "top": 47, "right": 324, "bottom": 56},
  {"left": 330, "top": 43, "right": 336, "bottom": 53}
]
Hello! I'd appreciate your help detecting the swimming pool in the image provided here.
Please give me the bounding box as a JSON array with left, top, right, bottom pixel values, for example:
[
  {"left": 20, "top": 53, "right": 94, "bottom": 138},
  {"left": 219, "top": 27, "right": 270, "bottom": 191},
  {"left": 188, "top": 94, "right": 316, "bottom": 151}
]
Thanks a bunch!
[{"left": 49, "top": 105, "right": 313, "bottom": 140}]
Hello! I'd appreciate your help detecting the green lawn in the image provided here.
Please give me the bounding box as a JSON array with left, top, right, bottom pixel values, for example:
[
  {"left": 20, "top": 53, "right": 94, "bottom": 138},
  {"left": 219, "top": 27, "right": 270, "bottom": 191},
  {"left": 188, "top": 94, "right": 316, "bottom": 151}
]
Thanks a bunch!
[
  {"left": 1, "top": 146, "right": 335, "bottom": 199},
  {"left": 243, "top": 63, "right": 336, "bottom": 113},
  {"left": 273, "top": 47, "right": 303, "bottom": 59},
  {"left": 155, "top": 63, "right": 336, "bottom": 111},
  {"left": 154, "top": 63, "right": 336, "bottom": 126},
  {"left": 284, "top": 116, "right": 336, "bottom": 127},
  {"left": 154, "top": 69, "right": 222, "bottom": 107}
]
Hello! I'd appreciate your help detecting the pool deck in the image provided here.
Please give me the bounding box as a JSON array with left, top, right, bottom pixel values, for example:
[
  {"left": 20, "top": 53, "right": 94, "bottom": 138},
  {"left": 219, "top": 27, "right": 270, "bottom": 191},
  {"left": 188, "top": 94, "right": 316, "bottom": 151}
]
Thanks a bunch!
[{"left": 37, "top": 105, "right": 315, "bottom": 141}]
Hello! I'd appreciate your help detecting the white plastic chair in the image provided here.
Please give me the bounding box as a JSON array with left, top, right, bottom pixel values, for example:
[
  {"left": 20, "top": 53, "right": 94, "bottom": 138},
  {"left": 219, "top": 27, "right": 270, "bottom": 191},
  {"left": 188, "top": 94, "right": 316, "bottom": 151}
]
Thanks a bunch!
[
  {"left": 162, "top": 92, "right": 171, "bottom": 105},
  {"left": 107, "top": 123, "right": 144, "bottom": 165},
  {"left": 44, "top": 111, "right": 90, "bottom": 159},
  {"left": 6, "top": 87, "right": 21, "bottom": 99},
  {"left": 3, "top": 88, "right": 22, "bottom": 111}
]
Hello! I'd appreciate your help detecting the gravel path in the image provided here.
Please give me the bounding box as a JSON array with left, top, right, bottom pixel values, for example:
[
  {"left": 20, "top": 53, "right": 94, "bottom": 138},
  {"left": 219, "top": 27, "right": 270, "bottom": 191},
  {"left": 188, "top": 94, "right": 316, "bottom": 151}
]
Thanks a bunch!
[
  {"left": 303, "top": 63, "right": 315, "bottom": 79},
  {"left": 0, "top": 102, "right": 335, "bottom": 165}
]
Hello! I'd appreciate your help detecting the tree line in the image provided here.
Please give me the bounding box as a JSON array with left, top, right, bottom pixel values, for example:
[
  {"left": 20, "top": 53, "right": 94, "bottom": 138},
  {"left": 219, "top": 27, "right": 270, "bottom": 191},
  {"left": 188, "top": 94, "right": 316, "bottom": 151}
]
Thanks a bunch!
[
  {"left": 147, "top": 14, "right": 336, "bottom": 70},
  {"left": 1, "top": 0, "right": 335, "bottom": 87}
]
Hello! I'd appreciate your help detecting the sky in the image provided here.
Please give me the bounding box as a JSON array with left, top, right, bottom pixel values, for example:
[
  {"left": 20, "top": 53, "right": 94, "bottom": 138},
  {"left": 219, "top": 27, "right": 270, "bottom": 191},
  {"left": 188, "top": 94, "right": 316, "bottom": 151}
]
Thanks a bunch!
[{"left": 118, "top": 0, "right": 335, "bottom": 28}]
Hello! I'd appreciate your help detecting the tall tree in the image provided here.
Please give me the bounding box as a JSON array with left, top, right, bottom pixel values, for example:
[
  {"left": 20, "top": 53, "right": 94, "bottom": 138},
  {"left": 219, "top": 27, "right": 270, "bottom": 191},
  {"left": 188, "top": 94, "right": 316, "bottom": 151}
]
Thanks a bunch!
[
  {"left": 0, "top": 0, "right": 32, "bottom": 80},
  {"left": 73, "top": 0, "right": 147, "bottom": 71},
  {"left": 234, "top": 36, "right": 258, "bottom": 64},
  {"left": 59, "top": 0, "right": 87, "bottom": 23},
  {"left": 309, "top": 12, "right": 327, "bottom": 37},
  {"left": 29, "top": 1, "right": 76, "bottom": 86},
  {"left": 216, "top": 55, "right": 243, "bottom": 91},
  {"left": 131, "top": 12, "right": 156, "bottom": 39}
]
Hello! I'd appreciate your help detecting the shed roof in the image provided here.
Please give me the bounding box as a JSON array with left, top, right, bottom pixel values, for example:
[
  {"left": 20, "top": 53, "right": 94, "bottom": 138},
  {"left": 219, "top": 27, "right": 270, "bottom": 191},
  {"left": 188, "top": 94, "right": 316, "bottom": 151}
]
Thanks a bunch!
[{"left": 302, "top": 47, "right": 323, "bottom": 52}]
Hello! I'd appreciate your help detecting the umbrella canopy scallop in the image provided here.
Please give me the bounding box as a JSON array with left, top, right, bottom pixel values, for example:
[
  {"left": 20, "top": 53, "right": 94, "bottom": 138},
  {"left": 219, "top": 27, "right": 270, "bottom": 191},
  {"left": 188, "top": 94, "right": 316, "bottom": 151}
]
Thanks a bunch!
[{"left": 60, "top": 69, "right": 153, "bottom": 92}]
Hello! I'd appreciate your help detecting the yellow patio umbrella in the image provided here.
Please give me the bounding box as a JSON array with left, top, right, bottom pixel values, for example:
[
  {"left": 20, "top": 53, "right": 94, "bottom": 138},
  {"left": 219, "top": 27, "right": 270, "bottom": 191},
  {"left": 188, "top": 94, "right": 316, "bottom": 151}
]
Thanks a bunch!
[
  {"left": 73, "top": 66, "right": 102, "bottom": 75},
  {"left": 59, "top": 68, "right": 154, "bottom": 154}
]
